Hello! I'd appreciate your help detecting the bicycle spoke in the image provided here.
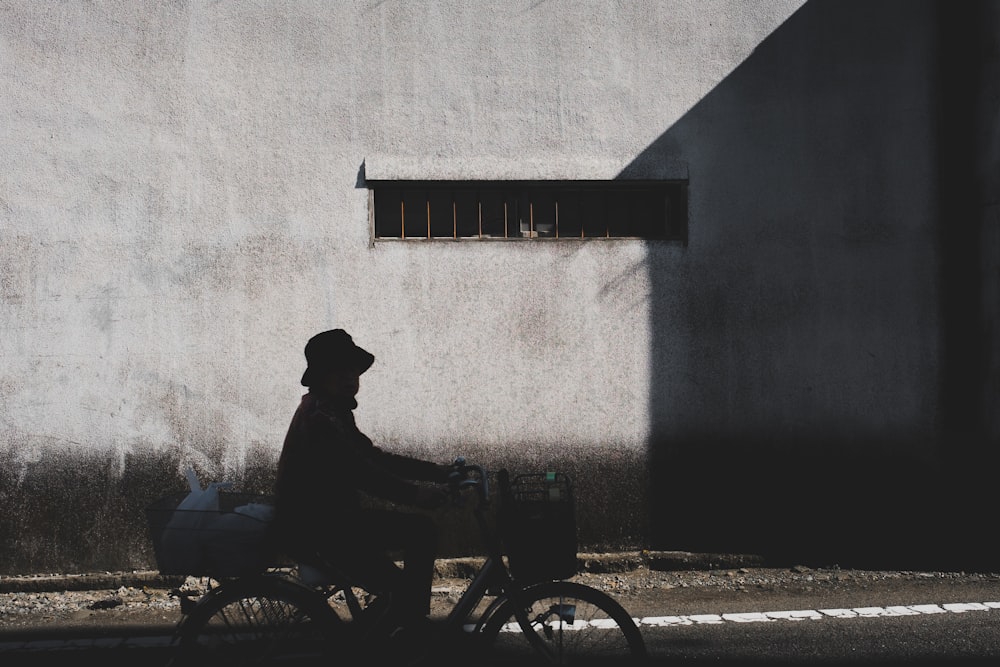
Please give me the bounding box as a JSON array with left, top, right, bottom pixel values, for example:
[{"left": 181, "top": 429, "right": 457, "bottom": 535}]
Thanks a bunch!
[
  {"left": 176, "top": 577, "right": 341, "bottom": 666},
  {"left": 484, "top": 582, "right": 646, "bottom": 665}
]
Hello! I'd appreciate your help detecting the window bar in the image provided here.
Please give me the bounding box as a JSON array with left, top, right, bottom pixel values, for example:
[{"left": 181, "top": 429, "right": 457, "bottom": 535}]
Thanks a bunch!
[
  {"left": 604, "top": 190, "right": 616, "bottom": 239},
  {"left": 555, "top": 199, "right": 559, "bottom": 239},
  {"left": 400, "top": 197, "right": 406, "bottom": 239},
  {"left": 504, "top": 200, "right": 508, "bottom": 239},
  {"left": 477, "top": 198, "right": 482, "bottom": 238},
  {"left": 452, "top": 196, "right": 457, "bottom": 239},
  {"left": 530, "top": 201, "right": 534, "bottom": 238},
  {"left": 603, "top": 193, "right": 611, "bottom": 238},
  {"left": 426, "top": 197, "right": 431, "bottom": 239}
]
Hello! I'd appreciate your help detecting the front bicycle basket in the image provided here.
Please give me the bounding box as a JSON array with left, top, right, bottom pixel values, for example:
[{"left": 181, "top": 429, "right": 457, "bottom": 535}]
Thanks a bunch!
[
  {"left": 145, "top": 491, "right": 278, "bottom": 578},
  {"left": 499, "top": 471, "right": 578, "bottom": 584}
]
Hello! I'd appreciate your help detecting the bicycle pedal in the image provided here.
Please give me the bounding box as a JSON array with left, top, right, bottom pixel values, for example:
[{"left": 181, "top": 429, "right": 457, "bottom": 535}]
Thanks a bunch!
[{"left": 170, "top": 590, "right": 198, "bottom": 615}]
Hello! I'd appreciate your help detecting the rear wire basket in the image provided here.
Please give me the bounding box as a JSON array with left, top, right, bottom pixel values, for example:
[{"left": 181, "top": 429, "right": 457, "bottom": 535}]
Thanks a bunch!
[
  {"left": 498, "top": 471, "right": 578, "bottom": 584},
  {"left": 145, "top": 491, "right": 277, "bottom": 578}
]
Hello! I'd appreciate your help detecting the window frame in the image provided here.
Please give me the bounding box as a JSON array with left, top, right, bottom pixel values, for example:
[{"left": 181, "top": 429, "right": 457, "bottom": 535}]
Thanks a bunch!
[{"left": 367, "top": 180, "right": 688, "bottom": 244}]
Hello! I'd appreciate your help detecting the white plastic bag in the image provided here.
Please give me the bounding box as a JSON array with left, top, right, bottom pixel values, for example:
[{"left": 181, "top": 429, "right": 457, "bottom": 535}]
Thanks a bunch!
[
  {"left": 202, "top": 502, "right": 276, "bottom": 577},
  {"left": 159, "top": 468, "right": 232, "bottom": 574},
  {"left": 234, "top": 502, "right": 275, "bottom": 522}
]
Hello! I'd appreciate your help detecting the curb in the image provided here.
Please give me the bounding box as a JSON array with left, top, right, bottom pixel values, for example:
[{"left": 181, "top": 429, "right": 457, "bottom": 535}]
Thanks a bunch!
[{"left": 0, "top": 551, "right": 765, "bottom": 594}]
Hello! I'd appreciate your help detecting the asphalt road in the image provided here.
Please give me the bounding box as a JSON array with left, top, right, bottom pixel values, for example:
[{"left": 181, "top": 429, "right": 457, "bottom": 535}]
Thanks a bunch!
[{"left": 3, "top": 558, "right": 1000, "bottom": 665}]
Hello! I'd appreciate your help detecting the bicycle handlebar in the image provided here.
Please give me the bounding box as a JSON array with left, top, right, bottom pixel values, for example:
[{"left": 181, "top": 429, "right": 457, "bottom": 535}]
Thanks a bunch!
[{"left": 447, "top": 456, "right": 490, "bottom": 505}]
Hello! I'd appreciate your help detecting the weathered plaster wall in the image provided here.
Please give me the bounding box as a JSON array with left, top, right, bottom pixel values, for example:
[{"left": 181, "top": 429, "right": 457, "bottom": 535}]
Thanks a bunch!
[
  {"left": 1, "top": 0, "right": 993, "bottom": 574},
  {"left": 0, "top": 1, "right": 800, "bottom": 466}
]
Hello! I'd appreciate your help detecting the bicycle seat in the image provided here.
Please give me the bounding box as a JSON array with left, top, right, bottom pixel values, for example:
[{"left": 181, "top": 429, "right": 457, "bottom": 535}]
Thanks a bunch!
[
  {"left": 292, "top": 550, "right": 386, "bottom": 594},
  {"left": 297, "top": 561, "right": 338, "bottom": 587}
]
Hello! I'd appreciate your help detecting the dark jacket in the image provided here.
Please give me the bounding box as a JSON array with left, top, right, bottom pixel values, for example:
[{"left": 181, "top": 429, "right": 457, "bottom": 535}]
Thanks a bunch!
[{"left": 273, "top": 390, "right": 446, "bottom": 551}]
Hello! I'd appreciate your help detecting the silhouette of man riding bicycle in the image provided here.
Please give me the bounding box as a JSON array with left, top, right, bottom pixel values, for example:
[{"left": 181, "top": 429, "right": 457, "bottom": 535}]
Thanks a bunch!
[
  {"left": 273, "top": 329, "right": 453, "bottom": 630},
  {"left": 146, "top": 328, "right": 644, "bottom": 665}
]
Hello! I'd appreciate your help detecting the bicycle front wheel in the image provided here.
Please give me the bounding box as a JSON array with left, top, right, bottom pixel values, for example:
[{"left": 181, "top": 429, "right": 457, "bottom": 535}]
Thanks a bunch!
[
  {"left": 481, "top": 580, "right": 647, "bottom": 665},
  {"left": 172, "top": 574, "right": 343, "bottom": 667}
]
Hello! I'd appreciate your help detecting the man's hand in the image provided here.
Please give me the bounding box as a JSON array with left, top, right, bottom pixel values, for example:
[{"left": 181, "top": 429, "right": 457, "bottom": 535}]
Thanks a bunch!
[
  {"left": 434, "top": 463, "right": 456, "bottom": 483},
  {"left": 414, "top": 485, "right": 448, "bottom": 509}
]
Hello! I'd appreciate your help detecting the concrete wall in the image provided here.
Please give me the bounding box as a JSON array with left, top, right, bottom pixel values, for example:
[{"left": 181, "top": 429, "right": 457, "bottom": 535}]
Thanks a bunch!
[{"left": 1, "top": 0, "right": 996, "bottom": 574}]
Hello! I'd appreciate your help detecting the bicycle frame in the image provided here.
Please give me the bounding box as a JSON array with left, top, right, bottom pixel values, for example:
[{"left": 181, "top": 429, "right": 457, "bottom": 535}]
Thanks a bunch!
[
  {"left": 438, "top": 461, "right": 559, "bottom": 652},
  {"left": 316, "top": 460, "right": 557, "bottom": 642},
  {"left": 175, "top": 461, "right": 572, "bottom": 657},
  {"left": 169, "top": 459, "right": 646, "bottom": 666},
  {"left": 441, "top": 466, "right": 511, "bottom": 632}
]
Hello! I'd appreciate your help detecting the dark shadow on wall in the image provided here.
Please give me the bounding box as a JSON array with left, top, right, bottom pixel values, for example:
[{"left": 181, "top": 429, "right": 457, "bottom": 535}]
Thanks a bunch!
[{"left": 623, "top": 0, "right": 996, "bottom": 571}]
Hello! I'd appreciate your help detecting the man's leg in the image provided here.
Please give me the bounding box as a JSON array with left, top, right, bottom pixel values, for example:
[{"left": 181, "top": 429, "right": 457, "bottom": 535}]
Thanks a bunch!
[{"left": 357, "top": 509, "right": 438, "bottom": 618}]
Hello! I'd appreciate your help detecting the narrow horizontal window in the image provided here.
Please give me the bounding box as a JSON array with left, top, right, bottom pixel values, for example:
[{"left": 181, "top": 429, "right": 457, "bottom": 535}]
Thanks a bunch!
[{"left": 369, "top": 181, "right": 687, "bottom": 242}]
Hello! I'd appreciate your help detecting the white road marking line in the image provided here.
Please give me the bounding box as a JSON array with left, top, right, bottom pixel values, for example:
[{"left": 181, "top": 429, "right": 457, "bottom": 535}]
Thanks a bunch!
[{"left": 639, "top": 601, "right": 1000, "bottom": 626}]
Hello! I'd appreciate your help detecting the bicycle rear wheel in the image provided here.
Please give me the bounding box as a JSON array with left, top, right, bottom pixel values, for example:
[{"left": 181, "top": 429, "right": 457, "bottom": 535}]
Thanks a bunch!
[
  {"left": 481, "top": 580, "right": 647, "bottom": 665},
  {"left": 172, "top": 574, "right": 343, "bottom": 667}
]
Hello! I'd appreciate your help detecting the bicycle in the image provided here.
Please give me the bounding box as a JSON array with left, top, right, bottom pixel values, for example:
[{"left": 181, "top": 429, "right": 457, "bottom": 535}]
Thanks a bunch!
[{"left": 146, "top": 457, "right": 647, "bottom": 666}]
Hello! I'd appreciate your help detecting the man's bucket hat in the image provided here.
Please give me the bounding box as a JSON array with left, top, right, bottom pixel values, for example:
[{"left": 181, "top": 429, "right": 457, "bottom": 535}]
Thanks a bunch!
[{"left": 300, "top": 329, "right": 375, "bottom": 387}]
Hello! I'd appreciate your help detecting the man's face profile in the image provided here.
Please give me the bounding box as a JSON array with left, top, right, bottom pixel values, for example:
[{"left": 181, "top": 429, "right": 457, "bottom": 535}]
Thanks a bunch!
[{"left": 323, "top": 368, "right": 361, "bottom": 399}]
